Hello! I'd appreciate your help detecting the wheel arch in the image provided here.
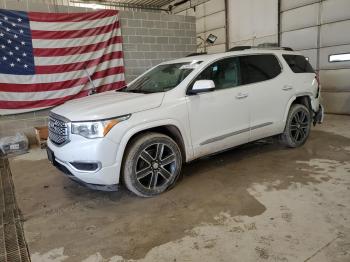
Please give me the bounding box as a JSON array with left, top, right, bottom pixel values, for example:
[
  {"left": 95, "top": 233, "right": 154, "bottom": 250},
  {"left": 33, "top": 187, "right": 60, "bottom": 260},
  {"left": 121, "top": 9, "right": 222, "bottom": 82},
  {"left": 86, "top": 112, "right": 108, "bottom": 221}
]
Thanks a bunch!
[
  {"left": 126, "top": 125, "right": 187, "bottom": 162},
  {"left": 115, "top": 120, "right": 191, "bottom": 178},
  {"left": 283, "top": 93, "right": 313, "bottom": 123}
]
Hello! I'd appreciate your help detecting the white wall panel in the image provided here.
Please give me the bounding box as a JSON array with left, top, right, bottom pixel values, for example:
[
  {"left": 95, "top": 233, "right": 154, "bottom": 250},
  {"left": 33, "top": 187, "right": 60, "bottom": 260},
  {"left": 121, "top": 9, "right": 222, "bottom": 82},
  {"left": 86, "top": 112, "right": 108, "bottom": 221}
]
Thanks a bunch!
[
  {"left": 207, "top": 43, "right": 226, "bottom": 53},
  {"left": 195, "top": 0, "right": 225, "bottom": 18},
  {"left": 321, "top": 92, "right": 350, "bottom": 114},
  {"left": 281, "top": 0, "right": 319, "bottom": 12},
  {"left": 319, "top": 44, "right": 350, "bottom": 69},
  {"left": 281, "top": 3, "right": 319, "bottom": 32},
  {"left": 228, "top": 0, "right": 278, "bottom": 46},
  {"left": 281, "top": 26, "right": 318, "bottom": 50},
  {"left": 171, "top": 0, "right": 226, "bottom": 54},
  {"left": 196, "top": 16, "right": 205, "bottom": 33},
  {"left": 320, "top": 69, "right": 350, "bottom": 92},
  {"left": 321, "top": 0, "right": 350, "bottom": 24},
  {"left": 253, "top": 35, "right": 279, "bottom": 46},
  {"left": 320, "top": 20, "right": 350, "bottom": 47},
  {"left": 229, "top": 35, "right": 278, "bottom": 49},
  {"left": 196, "top": 11, "right": 225, "bottom": 33}
]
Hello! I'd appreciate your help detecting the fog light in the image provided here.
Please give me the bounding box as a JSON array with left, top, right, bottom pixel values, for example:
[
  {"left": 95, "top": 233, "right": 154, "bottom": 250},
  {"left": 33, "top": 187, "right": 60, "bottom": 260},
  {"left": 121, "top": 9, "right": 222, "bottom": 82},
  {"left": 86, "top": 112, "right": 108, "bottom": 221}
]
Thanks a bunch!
[{"left": 70, "top": 162, "right": 100, "bottom": 172}]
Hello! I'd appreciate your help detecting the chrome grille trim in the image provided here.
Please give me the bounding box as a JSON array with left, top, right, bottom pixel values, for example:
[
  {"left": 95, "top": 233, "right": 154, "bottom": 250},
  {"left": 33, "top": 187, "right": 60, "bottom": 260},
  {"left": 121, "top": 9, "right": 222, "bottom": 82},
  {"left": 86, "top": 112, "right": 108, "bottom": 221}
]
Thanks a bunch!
[{"left": 48, "top": 113, "right": 70, "bottom": 146}]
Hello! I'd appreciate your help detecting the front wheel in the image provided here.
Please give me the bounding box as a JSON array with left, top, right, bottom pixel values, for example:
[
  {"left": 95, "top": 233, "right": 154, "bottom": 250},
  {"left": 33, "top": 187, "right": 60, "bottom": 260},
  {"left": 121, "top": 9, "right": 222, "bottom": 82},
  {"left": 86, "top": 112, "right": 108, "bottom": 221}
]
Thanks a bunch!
[
  {"left": 122, "top": 132, "right": 182, "bottom": 197},
  {"left": 281, "top": 104, "right": 311, "bottom": 148}
]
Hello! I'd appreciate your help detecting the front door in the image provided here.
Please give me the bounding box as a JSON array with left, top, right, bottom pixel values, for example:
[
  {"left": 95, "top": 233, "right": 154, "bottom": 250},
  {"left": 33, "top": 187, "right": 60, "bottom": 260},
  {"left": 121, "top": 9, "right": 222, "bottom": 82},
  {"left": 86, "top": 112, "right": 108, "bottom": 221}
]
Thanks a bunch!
[{"left": 186, "top": 57, "right": 250, "bottom": 158}]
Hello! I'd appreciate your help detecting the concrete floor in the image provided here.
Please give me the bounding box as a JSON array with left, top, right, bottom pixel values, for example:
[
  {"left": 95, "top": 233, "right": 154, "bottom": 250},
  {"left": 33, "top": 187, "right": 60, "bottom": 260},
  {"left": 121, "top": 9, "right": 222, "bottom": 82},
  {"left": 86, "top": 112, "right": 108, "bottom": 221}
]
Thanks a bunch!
[{"left": 9, "top": 114, "right": 350, "bottom": 262}]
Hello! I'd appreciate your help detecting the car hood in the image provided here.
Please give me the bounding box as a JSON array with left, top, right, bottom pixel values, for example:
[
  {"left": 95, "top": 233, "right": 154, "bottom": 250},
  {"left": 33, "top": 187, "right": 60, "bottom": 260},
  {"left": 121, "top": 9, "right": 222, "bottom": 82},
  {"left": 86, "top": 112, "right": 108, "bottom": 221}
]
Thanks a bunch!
[{"left": 51, "top": 91, "right": 165, "bottom": 121}]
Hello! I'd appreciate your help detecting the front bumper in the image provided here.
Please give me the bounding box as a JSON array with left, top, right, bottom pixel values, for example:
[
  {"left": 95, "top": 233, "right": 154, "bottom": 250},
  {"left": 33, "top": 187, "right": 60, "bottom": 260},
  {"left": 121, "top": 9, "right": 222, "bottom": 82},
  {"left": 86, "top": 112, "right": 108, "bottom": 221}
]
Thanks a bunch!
[
  {"left": 48, "top": 149, "right": 119, "bottom": 191},
  {"left": 47, "top": 135, "right": 121, "bottom": 190}
]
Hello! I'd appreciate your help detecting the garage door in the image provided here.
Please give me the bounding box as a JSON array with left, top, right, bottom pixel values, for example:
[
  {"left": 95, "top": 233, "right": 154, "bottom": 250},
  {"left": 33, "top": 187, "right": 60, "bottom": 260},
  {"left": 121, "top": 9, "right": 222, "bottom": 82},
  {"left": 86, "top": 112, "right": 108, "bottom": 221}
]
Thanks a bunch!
[{"left": 280, "top": 0, "right": 350, "bottom": 114}]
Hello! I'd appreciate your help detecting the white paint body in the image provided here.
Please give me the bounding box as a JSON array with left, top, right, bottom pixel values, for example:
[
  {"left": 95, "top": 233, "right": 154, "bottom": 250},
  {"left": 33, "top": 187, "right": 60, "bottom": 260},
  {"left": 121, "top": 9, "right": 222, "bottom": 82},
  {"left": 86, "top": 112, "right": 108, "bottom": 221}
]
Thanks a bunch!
[{"left": 48, "top": 49, "right": 321, "bottom": 186}]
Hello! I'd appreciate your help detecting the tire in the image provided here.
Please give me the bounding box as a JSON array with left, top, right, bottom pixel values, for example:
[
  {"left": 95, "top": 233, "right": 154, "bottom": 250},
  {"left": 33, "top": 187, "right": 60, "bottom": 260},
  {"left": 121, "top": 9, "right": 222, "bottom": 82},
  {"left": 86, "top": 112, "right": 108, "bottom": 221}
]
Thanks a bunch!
[
  {"left": 122, "top": 132, "right": 182, "bottom": 197},
  {"left": 281, "top": 104, "right": 312, "bottom": 148}
]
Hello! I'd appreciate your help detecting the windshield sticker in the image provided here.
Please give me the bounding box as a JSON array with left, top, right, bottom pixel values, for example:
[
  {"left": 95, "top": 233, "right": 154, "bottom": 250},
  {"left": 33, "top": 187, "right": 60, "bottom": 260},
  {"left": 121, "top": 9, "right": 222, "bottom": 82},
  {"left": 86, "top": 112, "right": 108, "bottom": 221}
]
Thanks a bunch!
[{"left": 179, "top": 62, "right": 201, "bottom": 70}]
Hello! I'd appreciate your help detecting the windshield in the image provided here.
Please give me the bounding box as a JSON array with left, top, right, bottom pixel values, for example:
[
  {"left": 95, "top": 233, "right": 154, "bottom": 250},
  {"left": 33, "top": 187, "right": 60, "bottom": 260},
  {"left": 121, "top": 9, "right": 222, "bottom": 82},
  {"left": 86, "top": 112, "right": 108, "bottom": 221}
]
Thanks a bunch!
[{"left": 123, "top": 61, "right": 202, "bottom": 94}]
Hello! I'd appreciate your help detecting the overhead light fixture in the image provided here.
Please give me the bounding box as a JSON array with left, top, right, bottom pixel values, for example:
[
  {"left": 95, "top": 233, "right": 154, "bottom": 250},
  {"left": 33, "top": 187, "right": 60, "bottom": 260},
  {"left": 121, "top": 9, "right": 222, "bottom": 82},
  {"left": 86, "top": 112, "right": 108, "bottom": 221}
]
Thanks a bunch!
[
  {"left": 329, "top": 53, "right": 350, "bottom": 62},
  {"left": 71, "top": 2, "right": 106, "bottom": 9},
  {"left": 206, "top": 34, "right": 217, "bottom": 44}
]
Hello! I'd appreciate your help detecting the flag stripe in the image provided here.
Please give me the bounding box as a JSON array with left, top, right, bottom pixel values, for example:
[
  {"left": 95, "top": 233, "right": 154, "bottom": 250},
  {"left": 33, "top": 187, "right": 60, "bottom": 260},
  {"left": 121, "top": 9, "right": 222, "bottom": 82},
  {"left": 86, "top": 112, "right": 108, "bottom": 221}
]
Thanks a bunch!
[
  {"left": 31, "top": 21, "right": 119, "bottom": 39},
  {"left": 36, "top": 51, "right": 123, "bottom": 74},
  {"left": 33, "top": 35, "right": 122, "bottom": 57},
  {"left": 0, "top": 58, "right": 124, "bottom": 83},
  {"left": 1, "top": 74, "right": 125, "bottom": 101},
  {"left": 0, "top": 82, "right": 125, "bottom": 109},
  {"left": 34, "top": 43, "right": 122, "bottom": 66},
  {"left": 0, "top": 66, "right": 125, "bottom": 92},
  {"left": 31, "top": 29, "right": 119, "bottom": 48},
  {"left": 28, "top": 10, "right": 118, "bottom": 22},
  {"left": 30, "top": 14, "right": 116, "bottom": 31}
]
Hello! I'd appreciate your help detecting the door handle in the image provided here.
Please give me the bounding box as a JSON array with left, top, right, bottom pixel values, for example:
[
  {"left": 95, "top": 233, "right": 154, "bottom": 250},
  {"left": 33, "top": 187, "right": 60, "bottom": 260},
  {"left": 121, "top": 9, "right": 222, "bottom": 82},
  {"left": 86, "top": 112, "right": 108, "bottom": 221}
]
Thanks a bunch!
[
  {"left": 235, "top": 93, "right": 248, "bottom": 99},
  {"left": 282, "top": 85, "right": 293, "bottom": 91}
]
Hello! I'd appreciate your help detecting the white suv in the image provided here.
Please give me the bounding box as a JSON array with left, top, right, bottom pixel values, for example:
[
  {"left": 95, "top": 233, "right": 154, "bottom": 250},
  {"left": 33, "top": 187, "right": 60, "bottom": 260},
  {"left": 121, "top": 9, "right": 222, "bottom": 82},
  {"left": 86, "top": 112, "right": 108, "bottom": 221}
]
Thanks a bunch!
[{"left": 47, "top": 47, "right": 324, "bottom": 197}]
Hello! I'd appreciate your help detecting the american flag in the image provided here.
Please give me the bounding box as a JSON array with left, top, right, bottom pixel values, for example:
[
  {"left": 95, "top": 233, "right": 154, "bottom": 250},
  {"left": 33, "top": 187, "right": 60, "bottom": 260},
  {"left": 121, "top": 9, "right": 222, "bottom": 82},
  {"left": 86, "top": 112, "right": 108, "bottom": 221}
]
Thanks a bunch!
[{"left": 0, "top": 9, "right": 126, "bottom": 115}]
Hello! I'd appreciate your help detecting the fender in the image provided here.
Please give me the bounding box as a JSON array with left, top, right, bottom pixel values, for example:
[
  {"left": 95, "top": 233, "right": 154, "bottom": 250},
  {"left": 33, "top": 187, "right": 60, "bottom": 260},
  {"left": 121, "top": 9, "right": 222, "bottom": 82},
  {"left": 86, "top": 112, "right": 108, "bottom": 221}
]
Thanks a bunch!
[
  {"left": 283, "top": 92, "right": 314, "bottom": 123},
  {"left": 114, "top": 119, "right": 194, "bottom": 173}
]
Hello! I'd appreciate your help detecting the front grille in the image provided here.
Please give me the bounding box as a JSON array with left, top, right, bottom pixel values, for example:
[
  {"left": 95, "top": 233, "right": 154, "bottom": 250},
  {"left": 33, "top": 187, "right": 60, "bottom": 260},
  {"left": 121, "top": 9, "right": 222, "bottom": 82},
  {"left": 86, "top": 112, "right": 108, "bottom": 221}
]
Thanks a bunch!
[{"left": 48, "top": 114, "right": 69, "bottom": 146}]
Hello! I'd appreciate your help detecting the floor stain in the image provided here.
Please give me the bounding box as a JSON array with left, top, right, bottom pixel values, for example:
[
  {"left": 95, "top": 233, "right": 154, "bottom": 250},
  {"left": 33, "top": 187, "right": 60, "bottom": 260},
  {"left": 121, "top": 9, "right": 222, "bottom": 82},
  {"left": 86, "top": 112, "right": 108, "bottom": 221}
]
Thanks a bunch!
[{"left": 8, "top": 121, "right": 350, "bottom": 261}]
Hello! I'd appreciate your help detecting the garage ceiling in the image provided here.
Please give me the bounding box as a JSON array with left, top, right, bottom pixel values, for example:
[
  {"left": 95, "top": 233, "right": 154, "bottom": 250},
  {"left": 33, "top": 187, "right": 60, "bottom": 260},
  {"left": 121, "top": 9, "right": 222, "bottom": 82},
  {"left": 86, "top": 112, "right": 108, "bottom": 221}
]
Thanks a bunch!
[{"left": 72, "top": 0, "right": 176, "bottom": 10}]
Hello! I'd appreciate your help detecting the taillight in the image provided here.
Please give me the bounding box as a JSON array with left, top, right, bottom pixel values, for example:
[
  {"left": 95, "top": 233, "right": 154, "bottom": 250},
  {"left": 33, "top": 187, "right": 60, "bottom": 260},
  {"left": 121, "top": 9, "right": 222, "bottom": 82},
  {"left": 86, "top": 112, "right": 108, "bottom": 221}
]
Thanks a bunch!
[
  {"left": 315, "top": 70, "right": 320, "bottom": 98},
  {"left": 315, "top": 71, "right": 320, "bottom": 85}
]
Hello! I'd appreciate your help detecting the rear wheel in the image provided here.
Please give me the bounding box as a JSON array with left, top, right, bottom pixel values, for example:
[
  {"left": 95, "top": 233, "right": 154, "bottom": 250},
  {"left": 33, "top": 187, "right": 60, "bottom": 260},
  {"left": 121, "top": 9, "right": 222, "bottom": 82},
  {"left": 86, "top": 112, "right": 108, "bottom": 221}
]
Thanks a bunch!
[
  {"left": 122, "top": 132, "right": 182, "bottom": 197},
  {"left": 281, "top": 104, "right": 311, "bottom": 148}
]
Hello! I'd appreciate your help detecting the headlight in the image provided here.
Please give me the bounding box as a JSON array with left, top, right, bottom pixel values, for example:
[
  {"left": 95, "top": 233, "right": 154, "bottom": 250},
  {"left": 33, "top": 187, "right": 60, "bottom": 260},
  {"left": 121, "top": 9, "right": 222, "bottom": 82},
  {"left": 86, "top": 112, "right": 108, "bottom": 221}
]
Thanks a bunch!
[{"left": 71, "top": 114, "right": 131, "bottom": 139}]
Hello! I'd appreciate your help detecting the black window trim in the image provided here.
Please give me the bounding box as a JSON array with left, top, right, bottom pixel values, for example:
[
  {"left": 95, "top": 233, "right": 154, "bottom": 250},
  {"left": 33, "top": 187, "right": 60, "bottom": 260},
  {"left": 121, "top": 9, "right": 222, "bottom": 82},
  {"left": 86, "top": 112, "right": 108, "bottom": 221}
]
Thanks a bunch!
[
  {"left": 282, "top": 54, "right": 315, "bottom": 73},
  {"left": 186, "top": 53, "right": 283, "bottom": 95}
]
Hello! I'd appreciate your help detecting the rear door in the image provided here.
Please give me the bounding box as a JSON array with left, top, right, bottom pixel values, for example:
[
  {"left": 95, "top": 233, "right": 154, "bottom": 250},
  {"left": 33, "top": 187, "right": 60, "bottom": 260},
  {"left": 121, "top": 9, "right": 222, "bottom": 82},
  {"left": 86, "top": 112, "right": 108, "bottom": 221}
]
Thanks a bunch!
[{"left": 239, "top": 54, "right": 290, "bottom": 141}]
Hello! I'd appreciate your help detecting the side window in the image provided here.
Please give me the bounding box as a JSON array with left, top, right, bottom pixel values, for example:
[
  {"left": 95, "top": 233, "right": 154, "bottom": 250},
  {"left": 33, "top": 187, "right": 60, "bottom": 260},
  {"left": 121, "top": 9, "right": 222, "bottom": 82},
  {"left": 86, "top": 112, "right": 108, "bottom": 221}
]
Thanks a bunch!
[
  {"left": 193, "top": 57, "right": 241, "bottom": 90},
  {"left": 283, "top": 55, "right": 314, "bottom": 73},
  {"left": 240, "top": 55, "right": 282, "bottom": 85}
]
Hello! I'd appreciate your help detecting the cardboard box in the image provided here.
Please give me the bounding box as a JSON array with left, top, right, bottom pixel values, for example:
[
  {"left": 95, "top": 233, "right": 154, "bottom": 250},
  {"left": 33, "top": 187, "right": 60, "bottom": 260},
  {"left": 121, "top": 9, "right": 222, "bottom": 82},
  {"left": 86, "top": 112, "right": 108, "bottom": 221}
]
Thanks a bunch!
[{"left": 34, "top": 126, "right": 48, "bottom": 148}]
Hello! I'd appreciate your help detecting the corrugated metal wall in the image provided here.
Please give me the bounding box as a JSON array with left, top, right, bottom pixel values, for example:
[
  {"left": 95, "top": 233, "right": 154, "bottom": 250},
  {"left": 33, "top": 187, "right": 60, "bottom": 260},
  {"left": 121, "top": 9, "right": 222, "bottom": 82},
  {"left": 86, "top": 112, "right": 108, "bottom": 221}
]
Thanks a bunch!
[
  {"left": 170, "top": 0, "right": 279, "bottom": 53},
  {"left": 170, "top": 0, "right": 227, "bottom": 53},
  {"left": 228, "top": 0, "right": 278, "bottom": 48},
  {"left": 281, "top": 0, "right": 350, "bottom": 114}
]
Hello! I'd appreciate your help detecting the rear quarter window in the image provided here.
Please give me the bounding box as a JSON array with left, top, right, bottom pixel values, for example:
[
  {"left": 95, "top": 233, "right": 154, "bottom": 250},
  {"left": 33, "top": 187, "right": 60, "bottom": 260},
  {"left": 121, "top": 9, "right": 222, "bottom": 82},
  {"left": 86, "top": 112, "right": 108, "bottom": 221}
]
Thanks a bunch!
[
  {"left": 240, "top": 54, "right": 282, "bottom": 85},
  {"left": 283, "top": 55, "right": 314, "bottom": 73}
]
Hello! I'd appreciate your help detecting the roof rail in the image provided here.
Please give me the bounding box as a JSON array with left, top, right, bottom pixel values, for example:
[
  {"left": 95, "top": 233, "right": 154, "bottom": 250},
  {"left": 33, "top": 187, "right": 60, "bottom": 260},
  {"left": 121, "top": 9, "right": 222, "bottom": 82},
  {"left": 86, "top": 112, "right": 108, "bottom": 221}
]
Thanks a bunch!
[
  {"left": 228, "top": 46, "right": 252, "bottom": 51},
  {"left": 227, "top": 45, "right": 294, "bottom": 52},
  {"left": 186, "top": 52, "right": 207, "bottom": 57}
]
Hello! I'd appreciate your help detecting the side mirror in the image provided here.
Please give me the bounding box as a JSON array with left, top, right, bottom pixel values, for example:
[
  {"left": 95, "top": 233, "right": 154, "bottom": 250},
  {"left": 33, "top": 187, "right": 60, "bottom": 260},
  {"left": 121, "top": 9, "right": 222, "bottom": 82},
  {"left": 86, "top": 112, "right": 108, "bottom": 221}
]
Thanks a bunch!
[{"left": 190, "top": 80, "right": 215, "bottom": 95}]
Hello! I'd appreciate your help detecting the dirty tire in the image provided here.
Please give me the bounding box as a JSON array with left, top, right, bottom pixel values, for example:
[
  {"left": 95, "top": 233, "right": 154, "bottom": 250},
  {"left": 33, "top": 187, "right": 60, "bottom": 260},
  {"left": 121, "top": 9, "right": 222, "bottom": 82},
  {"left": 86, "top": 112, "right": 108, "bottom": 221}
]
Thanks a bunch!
[
  {"left": 123, "top": 132, "right": 182, "bottom": 197},
  {"left": 281, "top": 104, "right": 311, "bottom": 148}
]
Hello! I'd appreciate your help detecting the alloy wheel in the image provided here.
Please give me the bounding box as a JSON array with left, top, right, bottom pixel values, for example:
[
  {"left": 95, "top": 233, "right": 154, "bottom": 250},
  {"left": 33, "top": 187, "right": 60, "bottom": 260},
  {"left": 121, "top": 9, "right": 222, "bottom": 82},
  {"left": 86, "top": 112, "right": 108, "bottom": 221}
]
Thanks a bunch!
[
  {"left": 135, "top": 143, "right": 177, "bottom": 190},
  {"left": 290, "top": 109, "right": 310, "bottom": 143}
]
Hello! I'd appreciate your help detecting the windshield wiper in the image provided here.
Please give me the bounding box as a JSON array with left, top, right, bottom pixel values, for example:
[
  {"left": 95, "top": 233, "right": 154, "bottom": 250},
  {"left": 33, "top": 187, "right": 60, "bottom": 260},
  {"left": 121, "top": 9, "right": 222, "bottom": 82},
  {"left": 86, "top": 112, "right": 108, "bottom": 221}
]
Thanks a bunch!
[
  {"left": 116, "top": 85, "right": 128, "bottom": 92},
  {"left": 125, "top": 89, "right": 150, "bottom": 94}
]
